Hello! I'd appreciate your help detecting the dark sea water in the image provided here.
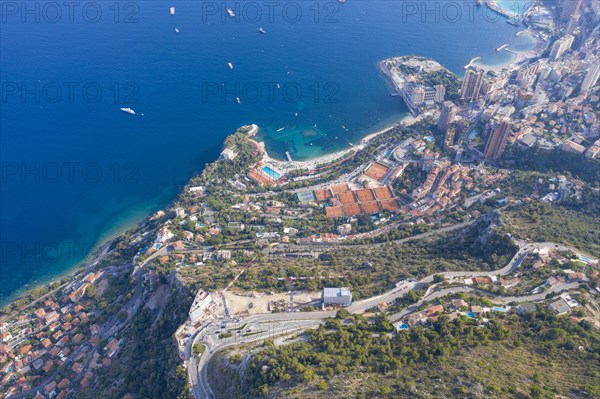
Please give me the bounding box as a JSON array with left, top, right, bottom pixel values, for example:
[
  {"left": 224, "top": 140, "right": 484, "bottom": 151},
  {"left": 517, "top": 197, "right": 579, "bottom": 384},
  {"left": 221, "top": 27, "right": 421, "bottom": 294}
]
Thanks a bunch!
[{"left": 0, "top": 1, "right": 533, "bottom": 303}]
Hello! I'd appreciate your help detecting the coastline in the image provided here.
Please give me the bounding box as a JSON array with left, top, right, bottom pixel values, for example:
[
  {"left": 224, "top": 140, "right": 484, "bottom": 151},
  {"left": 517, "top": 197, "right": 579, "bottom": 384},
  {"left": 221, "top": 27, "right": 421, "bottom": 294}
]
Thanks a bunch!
[
  {"left": 0, "top": 114, "right": 412, "bottom": 312},
  {"left": 2, "top": 21, "right": 540, "bottom": 309},
  {"left": 259, "top": 113, "right": 414, "bottom": 172},
  {"left": 0, "top": 204, "right": 154, "bottom": 310},
  {"left": 0, "top": 239, "right": 115, "bottom": 317}
]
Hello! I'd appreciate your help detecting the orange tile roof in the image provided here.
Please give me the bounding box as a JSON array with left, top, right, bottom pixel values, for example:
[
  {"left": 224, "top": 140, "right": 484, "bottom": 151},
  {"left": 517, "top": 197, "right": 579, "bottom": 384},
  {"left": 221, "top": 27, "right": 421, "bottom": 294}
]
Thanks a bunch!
[{"left": 248, "top": 169, "right": 273, "bottom": 186}]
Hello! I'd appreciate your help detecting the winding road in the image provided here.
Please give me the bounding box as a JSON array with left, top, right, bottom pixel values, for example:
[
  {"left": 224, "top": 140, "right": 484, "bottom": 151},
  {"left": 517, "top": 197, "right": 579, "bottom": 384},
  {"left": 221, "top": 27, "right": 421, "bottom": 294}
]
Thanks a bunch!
[{"left": 186, "top": 239, "right": 597, "bottom": 399}]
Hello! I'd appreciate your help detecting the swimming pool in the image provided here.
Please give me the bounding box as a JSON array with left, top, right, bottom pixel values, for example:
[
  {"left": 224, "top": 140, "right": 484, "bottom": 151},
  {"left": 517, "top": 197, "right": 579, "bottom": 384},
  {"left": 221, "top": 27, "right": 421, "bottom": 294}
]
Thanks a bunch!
[
  {"left": 397, "top": 323, "right": 409, "bottom": 330},
  {"left": 466, "top": 311, "right": 476, "bottom": 318},
  {"left": 262, "top": 166, "right": 281, "bottom": 180},
  {"left": 492, "top": 307, "right": 506, "bottom": 312}
]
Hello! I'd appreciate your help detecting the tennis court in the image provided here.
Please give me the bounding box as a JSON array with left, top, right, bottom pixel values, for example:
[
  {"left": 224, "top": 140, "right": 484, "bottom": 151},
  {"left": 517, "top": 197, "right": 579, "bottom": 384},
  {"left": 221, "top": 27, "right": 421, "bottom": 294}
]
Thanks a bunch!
[
  {"left": 364, "top": 162, "right": 389, "bottom": 181},
  {"left": 338, "top": 191, "right": 357, "bottom": 205},
  {"left": 374, "top": 186, "right": 394, "bottom": 200},
  {"left": 355, "top": 188, "right": 375, "bottom": 203},
  {"left": 342, "top": 204, "right": 362, "bottom": 216},
  {"left": 361, "top": 201, "right": 381, "bottom": 214}
]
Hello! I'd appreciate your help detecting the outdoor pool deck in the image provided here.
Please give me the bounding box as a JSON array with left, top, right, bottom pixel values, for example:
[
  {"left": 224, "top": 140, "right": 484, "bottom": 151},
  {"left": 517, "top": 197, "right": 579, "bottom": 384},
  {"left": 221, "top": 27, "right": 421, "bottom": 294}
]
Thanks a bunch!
[{"left": 261, "top": 166, "right": 281, "bottom": 180}]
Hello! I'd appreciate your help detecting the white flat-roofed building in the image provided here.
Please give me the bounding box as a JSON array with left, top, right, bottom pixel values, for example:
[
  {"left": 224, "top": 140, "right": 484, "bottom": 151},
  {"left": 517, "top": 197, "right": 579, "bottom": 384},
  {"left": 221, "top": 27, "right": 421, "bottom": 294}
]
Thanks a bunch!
[
  {"left": 322, "top": 287, "right": 352, "bottom": 307},
  {"left": 221, "top": 148, "right": 239, "bottom": 161},
  {"left": 189, "top": 290, "right": 213, "bottom": 323}
]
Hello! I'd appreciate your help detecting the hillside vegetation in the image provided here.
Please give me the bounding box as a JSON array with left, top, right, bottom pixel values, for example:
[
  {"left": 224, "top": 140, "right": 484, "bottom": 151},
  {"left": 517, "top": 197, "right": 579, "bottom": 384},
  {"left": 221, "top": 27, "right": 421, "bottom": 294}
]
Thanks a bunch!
[
  {"left": 215, "top": 310, "right": 600, "bottom": 399},
  {"left": 503, "top": 201, "right": 600, "bottom": 257}
]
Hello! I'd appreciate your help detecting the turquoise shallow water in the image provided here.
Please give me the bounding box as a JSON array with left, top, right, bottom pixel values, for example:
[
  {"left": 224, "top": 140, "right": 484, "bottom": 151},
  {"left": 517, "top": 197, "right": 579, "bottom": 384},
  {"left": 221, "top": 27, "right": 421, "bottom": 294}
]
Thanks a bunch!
[
  {"left": 495, "top": 0, "right": 535, "bottom": 16},
  {"left": 1, "top": 1, "right": 531, "bottom": 303}
]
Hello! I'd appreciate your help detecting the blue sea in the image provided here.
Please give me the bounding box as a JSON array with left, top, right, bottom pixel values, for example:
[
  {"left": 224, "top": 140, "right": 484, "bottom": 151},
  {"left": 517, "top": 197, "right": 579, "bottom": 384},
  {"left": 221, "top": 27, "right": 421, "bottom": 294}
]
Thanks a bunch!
[{"left": 0, "top": 1, "right": 534, "bottom": 304}]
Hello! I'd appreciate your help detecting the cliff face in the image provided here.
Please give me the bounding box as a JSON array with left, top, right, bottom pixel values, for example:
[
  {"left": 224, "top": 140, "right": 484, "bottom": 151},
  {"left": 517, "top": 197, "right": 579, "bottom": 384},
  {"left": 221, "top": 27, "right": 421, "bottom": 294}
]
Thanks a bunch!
[
  {"left": 73, "top": 129, "right": 258, "bottom": 398},
  {"left": 472, "top": 211, "right": 503, "bottom": 247}
]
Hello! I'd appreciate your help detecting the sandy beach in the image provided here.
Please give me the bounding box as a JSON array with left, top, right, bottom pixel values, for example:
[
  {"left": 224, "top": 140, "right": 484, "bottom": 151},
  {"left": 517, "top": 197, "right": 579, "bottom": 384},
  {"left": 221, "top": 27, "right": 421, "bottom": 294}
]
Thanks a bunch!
[
  {"left": 257, "top": 114, "right": 416, "bottom": 172},
  {"left": 472, "top": 29, "right": 548, "bottom": 73}
]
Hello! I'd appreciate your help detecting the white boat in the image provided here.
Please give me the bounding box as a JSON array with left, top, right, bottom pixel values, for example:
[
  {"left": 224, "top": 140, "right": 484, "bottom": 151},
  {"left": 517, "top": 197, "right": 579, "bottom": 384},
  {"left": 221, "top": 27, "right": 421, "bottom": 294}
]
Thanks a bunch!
[
  {"left": 277, "top": 127, "right": 285, "bottom": 132},
  {"left": 228, "top": 62, "right": 234, "bottom": 69},
  {"left": 175, "top": 28, "right": 180, "bottom": 33},
  {"left": 120, "top": 107, "right": 136, "bottom": 115},
  {"left": 276, "top": 83, "right": 281, "bottom": 89},
  {"left": 170, "top": 7, "right": 175, "bottom": 15},
  {"left": 236, "top": 97, "right": 241, "bottom": 104},
  {"left": 258, "top": 27, "right": 266, "bottom": 34},
  {"left": 227, "top": 8, "right": 235, "bottom": 17}
]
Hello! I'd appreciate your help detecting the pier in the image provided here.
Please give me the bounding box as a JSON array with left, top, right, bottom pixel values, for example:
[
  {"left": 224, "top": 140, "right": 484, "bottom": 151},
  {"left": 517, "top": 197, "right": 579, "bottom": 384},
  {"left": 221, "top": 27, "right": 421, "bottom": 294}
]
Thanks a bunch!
[
  {"left": 285, "top": 151, "right": 293, "bottom": 162},
  {"left": 465, "top": 57, "right": 482, "bottom": 69}
]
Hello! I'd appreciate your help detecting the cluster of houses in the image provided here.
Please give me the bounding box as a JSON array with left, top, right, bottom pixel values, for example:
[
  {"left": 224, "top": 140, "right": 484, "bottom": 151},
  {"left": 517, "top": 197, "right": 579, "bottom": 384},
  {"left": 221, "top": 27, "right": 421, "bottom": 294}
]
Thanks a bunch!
[
  {"left": 511, "top": 93, "right": 600, "bottom": 158},
  {"left": 397, "top": 298, "right": 505, "bottom": 329},
  {"left": 407, "top": 159, "right": 510, "bottom": 218},
  {"left": 397, "top": 291, "right": 585, "bottom": 331},
  {"left": 0, "top": 271, "right": 123, "bottom": 399}
]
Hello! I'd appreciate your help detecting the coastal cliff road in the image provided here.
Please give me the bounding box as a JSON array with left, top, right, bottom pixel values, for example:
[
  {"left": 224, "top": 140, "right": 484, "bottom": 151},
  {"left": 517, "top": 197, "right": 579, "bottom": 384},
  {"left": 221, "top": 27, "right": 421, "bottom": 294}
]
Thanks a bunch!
[{"left": 190, "top": 240, "right": 596, "bottom": 399}]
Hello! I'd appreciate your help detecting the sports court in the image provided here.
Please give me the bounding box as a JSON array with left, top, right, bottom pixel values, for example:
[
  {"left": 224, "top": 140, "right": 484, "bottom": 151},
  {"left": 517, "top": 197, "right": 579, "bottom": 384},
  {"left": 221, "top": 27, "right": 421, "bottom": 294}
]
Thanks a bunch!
[
  {"left": 326, "top": 206, "right": 343, "bottom": 218},
  {"left": 331, "top": 183, "right": 350, "bottom": 194},
  {"left": 364, "top": 162, "right": 390, "bottom": 181},
  {"left": 314, "top": 189, "right": 333, "bottom": 202},
  {"left": 338, "top": 191, "right": 357, "bottom": 205},
  {"left": 355, "top": 188, "right": 376, "bottom": 203},
  {"left": 380, "top": 199, "right": 400, "bottom": 211},
  {"left": 373, "top": 186, "right": 394, "bottom": 200},
  {"left": 342, "top": 204, "right": 361, "bottom": 216},
  {"left": 361, "top": 201, "right": 381, "bottom": 214},
  {"left": 297, "top": 191, "right": 316, "bottom": 204}
]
